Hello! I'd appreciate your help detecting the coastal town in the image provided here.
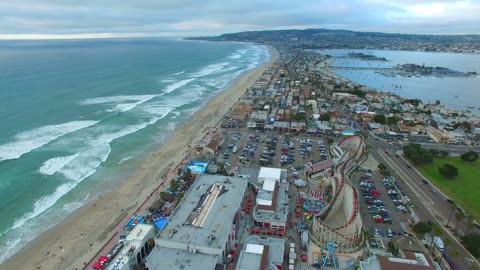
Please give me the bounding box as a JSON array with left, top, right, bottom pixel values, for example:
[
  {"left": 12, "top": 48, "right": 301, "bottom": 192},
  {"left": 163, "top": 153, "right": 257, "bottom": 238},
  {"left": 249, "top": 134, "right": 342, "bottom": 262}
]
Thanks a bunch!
[{"left": 67, "top": 44, "right": 480, "bottom": 270}]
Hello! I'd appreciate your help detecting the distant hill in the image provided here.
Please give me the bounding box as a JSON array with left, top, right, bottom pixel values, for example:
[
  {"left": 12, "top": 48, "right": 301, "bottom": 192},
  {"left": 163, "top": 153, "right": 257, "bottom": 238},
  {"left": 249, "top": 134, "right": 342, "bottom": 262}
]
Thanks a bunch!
[{"left": 187, "top": 29, "right": 480, "bottom": 53}]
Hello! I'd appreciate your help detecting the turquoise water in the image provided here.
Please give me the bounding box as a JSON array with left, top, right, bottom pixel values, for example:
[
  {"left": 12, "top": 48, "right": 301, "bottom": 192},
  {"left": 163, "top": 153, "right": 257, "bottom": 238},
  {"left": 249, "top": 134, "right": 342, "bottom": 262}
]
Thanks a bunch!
[
  {"left": 0, "top": 38, "right": 268, "bottom": 261},
  {"left": 317, "top": 49, "right": 480, "bottom": 109}
]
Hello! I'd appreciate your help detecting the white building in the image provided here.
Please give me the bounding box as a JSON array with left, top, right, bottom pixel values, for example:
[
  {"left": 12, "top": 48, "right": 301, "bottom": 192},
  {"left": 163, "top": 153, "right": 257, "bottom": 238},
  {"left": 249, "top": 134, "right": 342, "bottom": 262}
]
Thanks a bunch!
[
  {"left": 105, "top": 224, "right": 156, "bottom": 270},
  {"left": 253, "top": 167, "right": 289, "bottom": 230},
  {"left": 258, "top": 167, "right": 282, "bottom": 184},
  {"left": 236, "top": 236, "right": 285, "bottom": 270}
]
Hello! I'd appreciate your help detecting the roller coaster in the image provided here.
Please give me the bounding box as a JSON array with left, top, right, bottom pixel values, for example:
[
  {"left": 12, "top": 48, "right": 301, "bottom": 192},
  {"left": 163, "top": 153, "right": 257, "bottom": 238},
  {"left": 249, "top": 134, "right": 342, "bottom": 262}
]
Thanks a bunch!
[{"left": 309, "top": 135, "right": 366, "bottom": 252}]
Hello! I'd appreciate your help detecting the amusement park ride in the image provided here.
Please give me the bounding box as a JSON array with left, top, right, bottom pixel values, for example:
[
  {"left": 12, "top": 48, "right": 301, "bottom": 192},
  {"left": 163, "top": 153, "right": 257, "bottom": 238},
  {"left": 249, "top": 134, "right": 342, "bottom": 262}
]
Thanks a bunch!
[{"left": 321, "top": 241, "right": 338, "bottom": 268}]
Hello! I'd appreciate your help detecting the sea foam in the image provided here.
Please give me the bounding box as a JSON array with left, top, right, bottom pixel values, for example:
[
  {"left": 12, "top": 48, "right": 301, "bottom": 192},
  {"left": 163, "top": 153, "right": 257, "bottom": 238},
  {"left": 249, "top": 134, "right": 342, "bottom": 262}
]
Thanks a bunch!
[
  {"left": 0, "top": 121, "right": 98, "bottom": 162},
  {"left": 190, "top": 62, "right": 229, "bottom": 77},
  {"left": 39, "top": 154, "right": 79, "bottom": 176},
  {"left": 169, "top": 70, "right": 186, "bottom": 76},
  {"left": 11, "top": 182, "right": 77, "bottom": 230}
]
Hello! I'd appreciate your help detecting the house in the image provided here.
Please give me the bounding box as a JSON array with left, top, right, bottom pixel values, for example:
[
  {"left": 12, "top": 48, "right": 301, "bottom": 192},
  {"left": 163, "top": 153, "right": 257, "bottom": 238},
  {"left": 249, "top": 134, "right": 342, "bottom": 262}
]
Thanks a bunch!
[{"left": 290, "top": 121, "right": 306, "bottom": 133}]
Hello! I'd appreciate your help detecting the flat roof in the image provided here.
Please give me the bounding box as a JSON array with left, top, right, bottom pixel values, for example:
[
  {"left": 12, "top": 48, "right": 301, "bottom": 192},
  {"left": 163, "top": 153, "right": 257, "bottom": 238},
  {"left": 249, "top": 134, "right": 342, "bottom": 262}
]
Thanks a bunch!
[
  {"left": 377, "top": 252, "right": 435, "bottom": 270},
  {"left": 147, "top": 246, "right": 218, "bottom": 270},
  {"left": 236, "top": 236, "right": 285, "bottom": 270},
  {"left": 126, "top": 223, "right": 155, "bottom": 242},
  {"left": 155, "top": 174, "right": 247, "bottom": 251},
  {"left": 262, "top": 178, "right": 276, "bottom": 192},
  {"left": 253, "top": 181, "right": 288, "bottom": 224},
  {"left": 258, "top": 167, "right": 282, "bottom": 181}
]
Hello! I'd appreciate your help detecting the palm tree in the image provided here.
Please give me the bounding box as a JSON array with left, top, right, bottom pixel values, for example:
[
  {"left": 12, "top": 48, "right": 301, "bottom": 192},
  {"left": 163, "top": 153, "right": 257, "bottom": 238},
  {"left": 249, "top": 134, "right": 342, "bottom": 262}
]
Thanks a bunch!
[
  {"left": 446, "top": 201, "right": 456, "bottom": 227},
  {"left": 454, "top": 211, "right": 466, "bottom": 233}
]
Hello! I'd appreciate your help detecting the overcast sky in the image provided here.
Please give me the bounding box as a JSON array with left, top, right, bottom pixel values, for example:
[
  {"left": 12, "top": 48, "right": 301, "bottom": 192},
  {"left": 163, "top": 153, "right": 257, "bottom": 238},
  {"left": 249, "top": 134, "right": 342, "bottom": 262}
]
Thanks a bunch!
[{"left": 1, "top": 0, "right": 479, "bottom": 39}]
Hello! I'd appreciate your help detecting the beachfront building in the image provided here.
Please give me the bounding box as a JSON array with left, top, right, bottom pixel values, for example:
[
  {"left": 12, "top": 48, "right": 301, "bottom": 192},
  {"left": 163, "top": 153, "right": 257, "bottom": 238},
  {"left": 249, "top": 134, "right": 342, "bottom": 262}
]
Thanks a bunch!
[
  {"left": 105, "top": 224, "right": 156, "bottom": 270},
  {"left": 236, "top": 236, "right": 285, "bottom": 270},
  {"left": 145, "top": 175, "right": 247, "bottom": 270},
  {"left": 253, "top": 167, "right": 289, "bottom": 230}
]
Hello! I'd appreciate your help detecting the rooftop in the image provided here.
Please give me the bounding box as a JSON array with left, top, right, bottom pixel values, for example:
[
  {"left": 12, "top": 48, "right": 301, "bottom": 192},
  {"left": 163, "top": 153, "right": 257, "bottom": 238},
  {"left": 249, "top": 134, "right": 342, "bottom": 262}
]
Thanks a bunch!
[
  {"left": 253, "top": 181, "right": 288, "bottom": 224},
  {"left": 155, "top": 174, "right": 247, "bottom": 252},
  {"left": 378, "top": 252, "right": 435, "bottom": 270},
  {"left": 236, "top": 236, "right": 285, "bottom": 270},
  {"left": 146, "top": 246, "right": 218, "bottom": 270},
  {"left": 258, "top": 167, "right": 283, "bottom": 183},
  {"left": 392, "top": 235, "right": 424, "bottom": 253},
  {"left": 126, "top": 223, "right": 154, "bottom": 242}
]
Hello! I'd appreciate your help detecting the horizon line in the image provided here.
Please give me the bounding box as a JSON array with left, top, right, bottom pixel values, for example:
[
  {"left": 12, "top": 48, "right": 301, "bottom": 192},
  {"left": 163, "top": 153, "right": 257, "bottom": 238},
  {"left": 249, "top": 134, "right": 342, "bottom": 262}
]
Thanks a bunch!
[{"left": 0, "top": 28, "right": 479, "bottom": 41}]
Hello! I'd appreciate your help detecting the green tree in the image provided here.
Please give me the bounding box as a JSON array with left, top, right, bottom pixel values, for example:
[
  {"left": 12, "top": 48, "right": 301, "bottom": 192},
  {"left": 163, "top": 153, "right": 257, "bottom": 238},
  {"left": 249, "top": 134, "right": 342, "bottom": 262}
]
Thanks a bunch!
[
  {"left": 438, "top": 163, "right": 459, "bottom": 179},
  {"left": 319, "top": 113, "right": 331, "bottom": 122},
  {"left": 466, "top": 215, "right": 476, "bottom": 234},
  {"left": 439, "top": 150, "right": 449, "bottom": 157},
  {"left": 429, "top": 149, "right": 440, "bottom": 157},
  {"left": 373, "top": 114, "right": 386, "bottom": 124},
  {"left": 377, "top": 163, "right": 390, "bottom": 176},
  {"left": 413, "top": 221, "right": 432, "bottom": 239},
  {"left": 461, "top": 233, "right": 480, "bottom": 257},
  {"left": 461, "top": 151, "right": 479, "bottom": 162},
  {"left": 386, "top": 116, "right": 400, "bottom": 125},
  {"left": 454, "top": 211, "right": 466, "bottom": 233},
  {"left": 177, "top": 192, "right": 184, "bottom": 201},
  {"left": 352, "top": 89, "right": 366, "bottom": 98},
  {"left": 170, "top": 179, "right": 178, "bottom": 191},
  {"left": 403, "top": 144, "right": 433, "bottom": 165}
]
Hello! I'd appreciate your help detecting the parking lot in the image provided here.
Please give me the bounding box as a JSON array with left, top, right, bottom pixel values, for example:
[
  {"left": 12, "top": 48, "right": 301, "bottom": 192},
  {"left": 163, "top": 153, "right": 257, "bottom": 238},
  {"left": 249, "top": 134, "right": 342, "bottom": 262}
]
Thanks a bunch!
[
  {"left": 352, "top": 171, "right": 411, "bottom": 239},
  {"left": 220, "top": 131, "right": 331, "bottom": 172}
]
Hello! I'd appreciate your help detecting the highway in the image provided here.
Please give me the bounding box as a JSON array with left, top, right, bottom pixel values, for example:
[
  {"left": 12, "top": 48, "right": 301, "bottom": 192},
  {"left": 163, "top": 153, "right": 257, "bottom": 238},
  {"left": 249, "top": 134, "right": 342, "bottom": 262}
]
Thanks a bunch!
[{"left": 332, "top": 102, "right": 480, "bottom": 270}]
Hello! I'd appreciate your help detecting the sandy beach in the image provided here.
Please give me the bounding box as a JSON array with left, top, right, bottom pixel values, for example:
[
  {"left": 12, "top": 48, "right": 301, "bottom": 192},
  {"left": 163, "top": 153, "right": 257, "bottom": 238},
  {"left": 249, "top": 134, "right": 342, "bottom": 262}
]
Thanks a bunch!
[{"left": 1, "top": 45, "right": 279, "bottom": 270}]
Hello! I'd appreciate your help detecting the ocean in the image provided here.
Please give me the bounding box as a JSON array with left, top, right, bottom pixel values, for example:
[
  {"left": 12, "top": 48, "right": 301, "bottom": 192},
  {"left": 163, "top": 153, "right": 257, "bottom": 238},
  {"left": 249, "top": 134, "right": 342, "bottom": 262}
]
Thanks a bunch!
[
  {"left": 316, "top": 49, "right": 480, "bottom": 109},
  {"left": 0, "top": 37, "right": 269, "bottom": 262}
]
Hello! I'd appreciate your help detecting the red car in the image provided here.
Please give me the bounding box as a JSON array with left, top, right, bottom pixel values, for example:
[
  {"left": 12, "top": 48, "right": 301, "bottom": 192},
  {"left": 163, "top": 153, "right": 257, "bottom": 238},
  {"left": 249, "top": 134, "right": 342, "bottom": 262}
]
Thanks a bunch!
[{"left": 373, "top": 216, "right": 383, "bottom": 223}]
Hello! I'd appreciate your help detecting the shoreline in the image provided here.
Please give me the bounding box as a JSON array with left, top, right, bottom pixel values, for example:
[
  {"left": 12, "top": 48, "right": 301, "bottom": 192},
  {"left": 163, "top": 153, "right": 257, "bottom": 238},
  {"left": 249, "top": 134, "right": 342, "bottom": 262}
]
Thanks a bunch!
[{"left": 1, "top": 45, "right": 279, "bottom": 270}]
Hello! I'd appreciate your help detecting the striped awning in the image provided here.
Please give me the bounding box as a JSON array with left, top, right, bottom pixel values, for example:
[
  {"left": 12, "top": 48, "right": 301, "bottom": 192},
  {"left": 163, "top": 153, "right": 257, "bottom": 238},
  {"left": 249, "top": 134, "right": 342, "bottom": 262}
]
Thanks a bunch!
[{"left": 306, "top": 160, "right": 335, "bottom": 174}]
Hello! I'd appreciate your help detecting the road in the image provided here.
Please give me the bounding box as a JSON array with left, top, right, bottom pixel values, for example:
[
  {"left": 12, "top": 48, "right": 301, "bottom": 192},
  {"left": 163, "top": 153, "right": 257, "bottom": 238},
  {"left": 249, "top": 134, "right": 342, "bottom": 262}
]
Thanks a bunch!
[{"left": 332, "top": 101, "right": 480, "bottom": 270}]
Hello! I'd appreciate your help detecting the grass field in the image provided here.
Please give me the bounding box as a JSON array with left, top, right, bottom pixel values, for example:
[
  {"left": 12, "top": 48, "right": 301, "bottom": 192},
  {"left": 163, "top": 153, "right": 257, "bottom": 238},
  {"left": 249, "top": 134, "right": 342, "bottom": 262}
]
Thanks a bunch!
[{"left": 417, "top": 157, "right": 480, "bottom": 220}]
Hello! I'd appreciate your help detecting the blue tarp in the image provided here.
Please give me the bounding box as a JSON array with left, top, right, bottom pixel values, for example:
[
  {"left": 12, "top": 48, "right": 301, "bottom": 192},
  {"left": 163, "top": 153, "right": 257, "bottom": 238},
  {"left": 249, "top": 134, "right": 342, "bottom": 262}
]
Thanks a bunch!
[
  {"left": 154, "top": 217, "right": 168, "bottom": 230},
  {"left": 184, "top": 160, "right": 209, "bottom": 174},
  {"left": 124, "top": 215, "right": 144, "bottom": 228}
]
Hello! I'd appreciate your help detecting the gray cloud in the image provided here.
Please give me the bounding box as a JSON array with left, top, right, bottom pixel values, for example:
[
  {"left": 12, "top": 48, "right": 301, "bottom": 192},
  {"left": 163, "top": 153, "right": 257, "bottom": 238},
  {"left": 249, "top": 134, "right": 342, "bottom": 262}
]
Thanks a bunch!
[{"left": 0, "top": 0, "right": 478, "bottom": 38}]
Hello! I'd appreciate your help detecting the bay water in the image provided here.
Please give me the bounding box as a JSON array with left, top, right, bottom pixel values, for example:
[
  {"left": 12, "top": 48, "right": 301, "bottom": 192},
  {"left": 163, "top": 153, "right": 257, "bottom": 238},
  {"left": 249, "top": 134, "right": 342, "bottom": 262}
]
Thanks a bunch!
[{"left": 317, "top": 49, "right": 480, "bottom": 109}]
